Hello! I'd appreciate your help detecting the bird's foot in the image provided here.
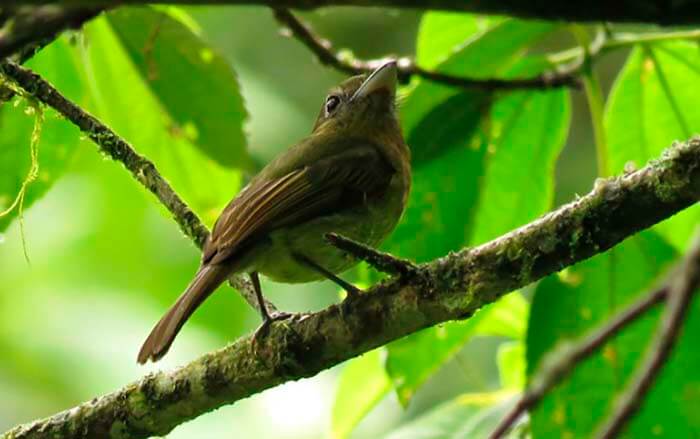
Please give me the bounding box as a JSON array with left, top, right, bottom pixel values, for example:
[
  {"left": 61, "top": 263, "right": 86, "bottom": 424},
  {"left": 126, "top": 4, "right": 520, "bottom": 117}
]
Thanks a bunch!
[
  {"left": 339, "top": 285, "right": 365, "bottom": 321},
  {"left": 253, "top": 311, "right": 296, "bottom": 345}
]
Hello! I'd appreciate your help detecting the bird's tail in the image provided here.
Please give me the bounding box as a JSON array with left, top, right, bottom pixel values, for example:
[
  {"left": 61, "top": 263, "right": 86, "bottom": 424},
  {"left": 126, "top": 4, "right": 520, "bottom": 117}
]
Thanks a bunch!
[{"left": 137, "top": 265, "right": 229, "bottom": 364}]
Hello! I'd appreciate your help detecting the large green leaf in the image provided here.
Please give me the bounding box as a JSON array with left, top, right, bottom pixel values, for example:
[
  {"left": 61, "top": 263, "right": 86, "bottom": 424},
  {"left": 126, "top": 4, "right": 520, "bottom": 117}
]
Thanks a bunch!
[
  {"left": 403, "top": 19, "right": 556, "bottom": 166},
  {"left": 416, "top": 12, "right": 492, "bottom": 69},
  {"left": 78, "top": 17, "right": 242, "bottom": 227},
  {"left": 527, "top": 231, "right": 700, "bottom": 438},
  {"left": 497, "top": 341, "right": 526, "bottom": 391},
  {"left": 0, "top": 39, "right": 84, "bottom": 232},
  {"left": 382, "top": 19, "right": 568, "bottom": 408},
  {"left": 106, "top": 7, "right": 251, "bottom": 170},
  {"left": 468, "top": 85, "right": 570, "bottom": 245},
  {"left": 387, "top": 81, "right": 569, "bottom": 407},
  {"left": 605, "top": 42, "right": 700, "bottom": 250}
]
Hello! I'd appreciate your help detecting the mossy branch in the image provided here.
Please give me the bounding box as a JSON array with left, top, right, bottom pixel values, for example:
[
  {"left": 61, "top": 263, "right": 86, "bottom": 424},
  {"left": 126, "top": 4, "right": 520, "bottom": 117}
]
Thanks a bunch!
[
  {"left": 0, "top": 60, "right": 277, "bottom": 313},
  {"left": 2, "top": 59, "right": 700, "bottom": 437}
]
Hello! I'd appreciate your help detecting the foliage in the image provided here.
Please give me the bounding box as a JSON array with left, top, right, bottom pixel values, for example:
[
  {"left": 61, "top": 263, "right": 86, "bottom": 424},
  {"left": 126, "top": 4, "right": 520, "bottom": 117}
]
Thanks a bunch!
[{"left": 1, "top": 5, "right": 699, "bottom": 439}]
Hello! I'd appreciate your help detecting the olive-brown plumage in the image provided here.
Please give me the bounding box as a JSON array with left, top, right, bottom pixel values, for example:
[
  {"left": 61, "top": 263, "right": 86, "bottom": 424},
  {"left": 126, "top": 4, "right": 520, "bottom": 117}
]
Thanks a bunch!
[{"left": 138, "top": 61, "right": 411, "bottom": 363}]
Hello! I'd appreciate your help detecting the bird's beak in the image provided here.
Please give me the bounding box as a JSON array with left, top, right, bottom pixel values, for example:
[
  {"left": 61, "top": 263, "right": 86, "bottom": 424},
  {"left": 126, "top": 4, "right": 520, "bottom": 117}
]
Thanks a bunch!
[{"left": 351, "top": 60, "right": 397, "bottom": 101}]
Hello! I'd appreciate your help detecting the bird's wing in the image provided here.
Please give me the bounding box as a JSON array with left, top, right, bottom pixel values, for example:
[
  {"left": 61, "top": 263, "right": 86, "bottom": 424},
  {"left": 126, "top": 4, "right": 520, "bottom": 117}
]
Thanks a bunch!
[{"left": 202, "top": 144, "right": 393, "bottom": 266}]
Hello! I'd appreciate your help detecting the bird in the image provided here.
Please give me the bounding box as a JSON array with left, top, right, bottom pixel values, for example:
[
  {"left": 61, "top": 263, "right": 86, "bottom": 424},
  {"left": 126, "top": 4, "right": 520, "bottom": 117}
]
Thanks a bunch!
[{"left": 137, "top": 60, "right": 411, "bottom": 364}]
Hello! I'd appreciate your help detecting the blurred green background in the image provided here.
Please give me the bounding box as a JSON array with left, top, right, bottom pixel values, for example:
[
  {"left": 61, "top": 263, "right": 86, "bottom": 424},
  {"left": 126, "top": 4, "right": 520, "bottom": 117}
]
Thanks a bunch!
[{"left": 2, "top": 5, "right": 700, "bottom": 439}]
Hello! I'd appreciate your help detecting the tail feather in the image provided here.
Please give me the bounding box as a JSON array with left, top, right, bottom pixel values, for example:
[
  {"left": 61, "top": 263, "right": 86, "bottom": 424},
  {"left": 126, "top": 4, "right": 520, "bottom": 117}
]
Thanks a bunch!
[{"left": 137, "top": 265, "right": 228, "bottom": 364}]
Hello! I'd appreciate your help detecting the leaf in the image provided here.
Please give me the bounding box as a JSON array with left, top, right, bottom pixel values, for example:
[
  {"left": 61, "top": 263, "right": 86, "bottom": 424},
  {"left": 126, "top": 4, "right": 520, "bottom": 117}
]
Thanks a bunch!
[
  {"left": 416, "top": 12, "right": 492, "bottom": 69},
  {"left": 331, "top": 348, "right": 392, "bottom": 439},
  {"left": 78, "top": 16, "right": 242, "bottom": 226},
  {"left": 468, "top": 85, "right": 570, "bottom": 245},
  {"left": 526, "top": 231, "right": 700, "bottom": 438},
  {"left": 106, "top": 7, "right": 252, "bottom": 170},
  {"left": 385, "top": 85, "right": 568, "bottom": 405},
  {"left": 497, "top": 341, "right": 526, "bottom": 391},
  {"left": 0, "top": 39, "right": 84, "bottom": 232},
  {"left": 403, "top": 19, "right": 557, "bottom": 165},
  {"left": 605, "top": 42, "right": 700, "bottom": 250},
  {"left": 381, "top": 18, "right": 567, "bottom": 407},
  {"left": 382, "top": 391, "right": 517, "bottom": 439},
  {"left": 386, "top": 293, "right": 529, "bottom": 406}
]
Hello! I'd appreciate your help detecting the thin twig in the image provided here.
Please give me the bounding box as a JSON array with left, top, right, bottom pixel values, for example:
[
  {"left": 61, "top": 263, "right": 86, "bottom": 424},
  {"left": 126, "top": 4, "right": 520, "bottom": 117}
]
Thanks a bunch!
[
  {"left": 326, "top": 232, "right": 418, "bottom": 277},
  {"left": 272, "top": 8, "right": 581, "bottom": 91},
  {"left": 488, "top": 285, "right": 668, "bottom": 439},
  {"left": 0, "top": 60, "right": 276, "bottom": 313},
  {"left": 595, "top": 230, "right": 700, "bottom": 439}
]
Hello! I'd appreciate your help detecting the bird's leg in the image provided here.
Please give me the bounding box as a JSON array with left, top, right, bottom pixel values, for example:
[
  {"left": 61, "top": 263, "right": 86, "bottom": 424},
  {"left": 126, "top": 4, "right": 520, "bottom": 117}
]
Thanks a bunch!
[
  {"left": 229, "top": 275, "right": 280, "bottom": 315},
  {"left": 250, "top": 271, "right": 293, "bottom": 341},
  {"left": 325, "top": 233, "right": 419, "bottom": 278},
  {"left": 292, "top": 252, "right": 363, "bottom": 299},
  {"left": 292, "top": 252, "right": 363, "bottom": 319}
]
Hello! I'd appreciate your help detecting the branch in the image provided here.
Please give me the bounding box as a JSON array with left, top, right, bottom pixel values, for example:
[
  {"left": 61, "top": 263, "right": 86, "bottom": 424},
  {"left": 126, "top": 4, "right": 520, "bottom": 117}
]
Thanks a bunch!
[
  {"left": 3, "top": 59, "right": 700, "bottom": 434},
  {"left": 272, "top": 8, "right": 581, "bottom": 91},
  {"left": 0, "top": 5, "right": 102, "bottom": 59},
  {"left": 0, "top": 60, "right": 210, "bottom": 246},
  {"left": 0, "top": 60, "right": 277, "bottom": 313},
  {"left": 3, "top": 6, "right": 700, "bottom": 101},
  {"left": 9, "top": 0, "right": 700, "bottom": 25},
  {"left": 595, "top": 231, "right": 700, "bottom": 438},
  {"left": 488, "top": 230, "right": 700, "bottom": 438},
  {"left": 2, "top": 4, "right": 700, "bottom": 78}
]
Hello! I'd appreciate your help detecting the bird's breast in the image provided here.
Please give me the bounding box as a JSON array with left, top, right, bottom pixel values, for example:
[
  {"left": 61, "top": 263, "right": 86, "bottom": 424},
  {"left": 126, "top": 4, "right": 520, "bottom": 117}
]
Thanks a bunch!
[{"left": 250, "top": 173, "right": 408, "bottom": 283}]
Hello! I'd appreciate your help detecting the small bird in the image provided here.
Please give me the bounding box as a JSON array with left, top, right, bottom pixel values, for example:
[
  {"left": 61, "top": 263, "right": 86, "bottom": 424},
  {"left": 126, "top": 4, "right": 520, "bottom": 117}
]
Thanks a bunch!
[{"left": 137, "top": 60, "right": 411, "bottom": 364}]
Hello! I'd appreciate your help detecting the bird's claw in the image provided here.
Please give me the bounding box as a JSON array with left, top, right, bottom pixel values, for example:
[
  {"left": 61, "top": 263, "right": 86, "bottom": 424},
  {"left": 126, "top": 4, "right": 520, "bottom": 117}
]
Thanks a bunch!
[
  {"left": 253, "top": 311, "right": 296, "bottom": 345},
  {"left": 339, "top": 287, "right": 364, "bottom": 321}
]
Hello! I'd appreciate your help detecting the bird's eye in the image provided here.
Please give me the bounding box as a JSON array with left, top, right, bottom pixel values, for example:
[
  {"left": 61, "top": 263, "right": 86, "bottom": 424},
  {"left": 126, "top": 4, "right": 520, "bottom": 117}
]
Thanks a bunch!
[{"left": 325, "top": 95, "right": 341, "bottom": 115}]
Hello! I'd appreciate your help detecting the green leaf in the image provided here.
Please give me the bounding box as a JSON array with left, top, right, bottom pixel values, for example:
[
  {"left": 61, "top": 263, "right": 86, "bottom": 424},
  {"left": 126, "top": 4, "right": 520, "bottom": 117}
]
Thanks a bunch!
[
  {"left": 78, "top": 16, "right": 242, "bottom": 226},
  {"left": 497, "top": 341, "right": 525, "bottom": 391},
  {"left": 526, "top": 230, "right": 700, "bottom": 438},
  {"left": 469, "top": 85, "right": 570, "bottom": 245},
  {"left": 386, "top": 293, "right": 528, "bottom": 406},
  {"left": 605, "top": 42, "right": 700, "bottom": 250},
  {"left": 0, "top": 39, "right": 84, "bottom": 232},
  {"left": 385, "top": 84, "right": 568, "bottom": 404},
  {"left": 331, "top": 348, "right": 392, "bottom": 439},
  {"left": 382, "top": 391, "right": 517, "bottom": 439},
  {"left": 416, "top": 12, "right": 492, "bottom": 69},
  {"left": 106, "top": 7, "right": 251, "bottom": 170},
  {"left": 404, "top": 19, "right": 557, "bottom": 165},
  {"left": 385, "top": 48, "right": 569, "bottom": 406}
]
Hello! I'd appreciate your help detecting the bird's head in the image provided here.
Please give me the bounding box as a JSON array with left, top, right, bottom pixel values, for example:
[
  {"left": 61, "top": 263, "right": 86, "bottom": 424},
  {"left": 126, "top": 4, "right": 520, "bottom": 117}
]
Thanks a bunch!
[{"left": 312, "top": 60, "right": 399, "bottom": 136}]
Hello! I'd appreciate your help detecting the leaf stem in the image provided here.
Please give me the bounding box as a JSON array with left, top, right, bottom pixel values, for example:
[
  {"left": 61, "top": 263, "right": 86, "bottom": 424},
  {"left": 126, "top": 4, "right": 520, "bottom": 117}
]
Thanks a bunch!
[{"left": 572, "top": 25, "right": 610, "bottom": 177}]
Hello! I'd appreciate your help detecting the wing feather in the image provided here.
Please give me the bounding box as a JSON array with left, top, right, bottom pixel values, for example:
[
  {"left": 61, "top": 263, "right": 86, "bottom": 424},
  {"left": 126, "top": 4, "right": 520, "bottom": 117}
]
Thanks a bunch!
[{"left": 202, "top": 144, "right": 393, "bottom": 266}]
